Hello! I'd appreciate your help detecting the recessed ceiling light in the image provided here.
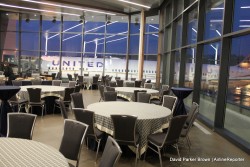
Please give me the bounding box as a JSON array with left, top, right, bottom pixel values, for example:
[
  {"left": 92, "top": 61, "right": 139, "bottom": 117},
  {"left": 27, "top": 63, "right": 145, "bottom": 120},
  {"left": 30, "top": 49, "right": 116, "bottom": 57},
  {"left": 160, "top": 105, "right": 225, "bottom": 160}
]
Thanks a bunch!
[
  {"left": 118, "top": 0, "right": 151, "bottom": 9},
  {"left": 6, "top": 13, "right": 8, "bottom": 15},
  {"left": 0, "top": 3, "right": 80, "bottom": 16},
  {"left": 21, "top": 0, "right": 116, "bottom": 15},
  {"left": 34, "top": 14, "right": 37, "bottom": 16}
]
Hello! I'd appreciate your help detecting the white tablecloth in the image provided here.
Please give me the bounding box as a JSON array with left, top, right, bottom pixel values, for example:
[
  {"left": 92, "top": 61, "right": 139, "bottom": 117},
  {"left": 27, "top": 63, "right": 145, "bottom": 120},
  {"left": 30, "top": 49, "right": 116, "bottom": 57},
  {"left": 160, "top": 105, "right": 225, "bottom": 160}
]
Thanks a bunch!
[
  {"left": 87, "top": 101, "right": 171, "bottom": 154},
  {"left": 115, "top": 87, "right": 159, "bottom": 101},
  {"left": 0, "top": 138, "right": 69, "bottom": 167},
  {"left": 83, "top": 77, "right": 93, "bottom": 89},
  {"left": 18, "top": 85, "right": 65, "bottom": 100}
]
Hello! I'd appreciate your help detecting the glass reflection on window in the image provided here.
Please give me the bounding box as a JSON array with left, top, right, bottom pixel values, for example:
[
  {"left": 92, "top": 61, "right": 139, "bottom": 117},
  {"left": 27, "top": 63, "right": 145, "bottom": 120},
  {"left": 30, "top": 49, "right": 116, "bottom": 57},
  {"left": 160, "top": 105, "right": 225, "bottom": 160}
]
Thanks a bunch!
[
  {"left": 185, "top": 48, "right": 196, "bottom": 88},
  {"left": 175, "top": 19, "right": 182, "bottom": 48},
  {"left": 233, "top": 0, "right": 250, "bottom": 32},
  {"left": 199, "top": 42, "right": 221, "bottom": 123},
  {"left": 174, "top": 51, "right": 181, "bottom": 86},
  {"left": 204, "top": 0, "right": 224, "bottom": 40},
  {"left": 187, "top": 8, "right": 198, "bottom": 45}
]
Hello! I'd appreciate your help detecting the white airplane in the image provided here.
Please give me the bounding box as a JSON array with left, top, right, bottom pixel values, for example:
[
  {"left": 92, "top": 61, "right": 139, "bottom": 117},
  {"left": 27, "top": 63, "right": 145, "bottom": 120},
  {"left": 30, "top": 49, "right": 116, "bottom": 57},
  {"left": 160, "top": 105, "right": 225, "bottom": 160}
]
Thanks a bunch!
[{"left": 41, "top": 56, "right": 157, "bottom": 81}]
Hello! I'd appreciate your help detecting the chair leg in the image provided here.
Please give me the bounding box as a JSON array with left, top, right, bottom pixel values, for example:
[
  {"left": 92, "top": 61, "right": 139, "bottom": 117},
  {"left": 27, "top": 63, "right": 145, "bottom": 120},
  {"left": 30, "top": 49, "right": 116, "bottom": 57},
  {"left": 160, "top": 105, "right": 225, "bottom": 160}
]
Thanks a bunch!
[
  {"left": 135, "top": 145, "right": 139, "bottom": 167},
  {"left": 175, "top": 144, "right": 180, "bottom": 158},
  {"left": 95, "top": 139, "right": 101, "bottom": 162},
  {"left": 157, "top": 147, "right": 163, "bottom": 167}
]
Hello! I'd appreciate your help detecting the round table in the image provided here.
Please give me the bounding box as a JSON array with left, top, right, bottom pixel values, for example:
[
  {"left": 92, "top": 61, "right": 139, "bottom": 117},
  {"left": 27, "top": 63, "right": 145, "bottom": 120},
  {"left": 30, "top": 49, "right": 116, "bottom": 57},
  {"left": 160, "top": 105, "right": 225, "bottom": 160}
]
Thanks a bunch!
[
  {"left": 171, "top": 87, "right": 193, "bottom": 116},
  {"left": 115, "top": 87, "right": 159, "bottom": 101},
  {"left": 87, "top": 101, "right": 171, "bottom": 154},
  {"left": 19, "top": 85, "right": 65, "bottom": 114},
  {"left": 0, "top": 86, "right": 20, "bottom": 136},
  {"left": 0, "top": 138, "right": 69, "bottom": 167}
]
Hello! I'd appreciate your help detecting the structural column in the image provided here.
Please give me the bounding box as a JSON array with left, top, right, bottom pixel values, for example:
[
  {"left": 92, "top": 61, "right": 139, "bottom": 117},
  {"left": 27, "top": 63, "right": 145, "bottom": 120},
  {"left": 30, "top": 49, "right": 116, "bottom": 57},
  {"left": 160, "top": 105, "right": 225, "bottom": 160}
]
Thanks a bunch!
[{"left": 138, "top": 10, "right": 145, "bottom": 80}]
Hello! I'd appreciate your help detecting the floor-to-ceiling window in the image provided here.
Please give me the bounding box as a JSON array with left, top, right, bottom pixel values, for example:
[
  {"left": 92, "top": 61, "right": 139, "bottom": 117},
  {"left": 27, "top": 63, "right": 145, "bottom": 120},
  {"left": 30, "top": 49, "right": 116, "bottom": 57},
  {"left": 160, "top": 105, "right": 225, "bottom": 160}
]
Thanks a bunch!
[
  {"left": 0, "top": 12, "right": 19, "bottom": 73},
  {"left": 143, "top": 15, "right": 159, "bottom": 83},
  {"left": 161, "top": 0, "right": 250, "bottom": 153}
]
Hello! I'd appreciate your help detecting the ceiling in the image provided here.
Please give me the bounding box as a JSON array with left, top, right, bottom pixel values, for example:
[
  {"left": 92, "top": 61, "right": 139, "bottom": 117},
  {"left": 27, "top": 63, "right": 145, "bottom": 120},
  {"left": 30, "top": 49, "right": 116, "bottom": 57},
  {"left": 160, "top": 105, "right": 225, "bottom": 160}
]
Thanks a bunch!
[{"left": 0, "top": 0, "right": 165, "bottom": 17}]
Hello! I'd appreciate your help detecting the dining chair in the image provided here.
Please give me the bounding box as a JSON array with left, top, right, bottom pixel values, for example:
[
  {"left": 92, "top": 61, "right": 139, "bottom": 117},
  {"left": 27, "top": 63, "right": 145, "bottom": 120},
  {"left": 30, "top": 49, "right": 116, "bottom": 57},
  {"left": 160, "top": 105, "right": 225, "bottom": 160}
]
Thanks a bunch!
[
  {"left": 54, "top": 87, "right": 75, "bottom": 114},
  {"left": 99, "top": 136, "right": 122, "bottom": 167},
  {"left": 150, "top": 90, "right": 169, "bottom": 105},
  {"left": 7, "top": 113, "right": 37, "bottom": 140},
  {"left": 90, "top": 76, "right": 99, "bottom": 90},
  {"left": 73, "top": 108, "right": 104, "bottom": 161},
  {"left": 181, "top": 103, "right": 199, "bottom": 149},
  {"left": 51, "top": 73, "right": 56, "bottom": 80},
  {"left": 27, "top": 88, "right": 46, "bottom": 116},
  {"left": 59, "top": 119, "right": 88, "bottom": 167},
  {"left": 56, "top": 72, "right": 61, "bottom": 80},
  {"left": 9, "top": 94, "right": 28, "bottom": 113},
  {"left": 74, "top": 85, "right": 81, "bottom": 92},
  {"left": 98, "top": 85, "right": 105, "bottom": 101},
  {"left": 144, "top": 115, "right": 188, "bottom": 167},
  {"left": 68, "top": 81, "right": 77, "bottom": 88},
  {"left": 77, "top": 75, "right": 84, "bottom": 88},
  {"left": 111, "top": 115, "right": 140, "bottom": 166},
  {"left": 105, "top": 86, "right": 115, "bottom": 92},
  {"left": 131, "top": 78, "right": 136, "bottom": 81},
  {"left": 144, "top": 83, "right": 153, "bottom": 89},
  {"left": 134, "top": 80, "right": 142, "bottom": 88},
  {"left": 58, "top": 100, "right": 68, "bottom": 119},
  {"left": 71, "top": 92, "right": 84, "bottom": 108},
  {"left": 109, "top": 81, "right": 117, "bottom": 87},
  {"left": 12, "top": 80, "right": 22, "bottom": 86},
  {"left": 31, "top": 79, "right": 42, "bottom": 85},
  {"left": 141, "top": 79, "right": 146, "bottom": 87},
  {"left": 137, "top": 92, "right": 151, "bottom": 103},
  {"left": 115, "top": 77, "right": 121, "bottom": 80},
  {"left": 74, "top": 73, "right": 78, "bottom": 81},
  {"left": 52, "top": 80, "right": 62, "bottom": 86},
  {"left": 134, "top": 90, "right": 147, "bottom": 102},
  {"left": 125, "top": 82, "right": 135, "bottom": 87},
  {"left": 116, "top": 79, "right": 124, "bottom": 87},
  {"left": 103, "top": 91, "right": 117, "bottom": 101},
  {"left": 162, "top": 95, "right": 178, "bottom": 115},
  {"left": 67, "top": 74, "right": 73, "bottom": 81}
]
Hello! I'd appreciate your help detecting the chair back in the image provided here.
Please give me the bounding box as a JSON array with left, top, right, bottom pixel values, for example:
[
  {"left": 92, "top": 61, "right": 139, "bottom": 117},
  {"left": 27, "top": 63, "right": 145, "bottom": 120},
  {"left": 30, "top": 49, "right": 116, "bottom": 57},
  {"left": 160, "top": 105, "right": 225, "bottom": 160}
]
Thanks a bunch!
[
  {"left": 56, "top": 72, "right": 61, "bottom": 80},
  {"left": 141, "top": 79, "right": 146, "bottom": 87},
  {"left": 131, "top": 78, "right": 136, "bottom": 81},
  {"left": 115, "top": 77, "right": 120, "bottom": 80},
  {"left": 144, "top": 83, "right": 153, "bottom": 89},
  {"left": 182, "top": 108, "right": 199, "bottom": 137},
  {"left": 63, "top": 87, "right": 75, "bottom": 102},
  {"left": 186, "top": 102, "right": 199, "bottom": 125},
  {"left": 92, "top": 76, "right": 99, "bottom": 84},
  {"left": 71, "top": 92, "right": 84, "bottom": 108},
  {"left": 12, "top": 80, "right": 22, "bottom": 86},
  {"left": 78, "top": 75, "right": 83, "bottom": 83},
  {"left": 52, "top": 80, "right": 62, "bottom": 86},
  {"left": 137, "top": 92, "right": 151, "bottom": 103},
  {"left": 106, "top": 86, "right": 115, "bottom": 92},
  {"left": 27, "top": 88, "right": 42, "bottom": 103},
  {"left": 116, "top": 80, "right": 124, "bottom": 87},
  {"left": 134, "top": 90, "right": 147, "bottom": 102},
  {"left": 68, "top": 81, "right": 76, "bottom": 88},
  {"left": 31, "top": 79, "right": 42, "bottom": 85},
  {"left": 125, "top": 82, "right": 135, "bottom": 87},
  {"left": 51, "top": 73, "right": 56, "bottom": 80},
  {"left": 58, "top": 100, "right": 68, "bottom": 119},
  {"left": 162, "top": 95, "right": 177, "bottom": 113},
  {"left": 111, "top": 115, "right": 138, "bottom": 146},
  {"left": 163, "top": 115, "right": 188, "bottom": 147},
  {"left": 7, "top": 113, "right": 37, "bottom": 140},
  {"left": 134, "top": 80, "right": 142, "bottom": 87},
  {"left": 59, "top": 119, "right": 88, "bottom": 167},
  {"left": 84, "top": 74, "right": 89, "bottom": 76},
  {"left": 73, "top": 109, "right": 95, "bottom": 136},
  {"left": 67, "top": 74, "right": 73, "bottom": 81},
  {"left": 162, "top": 85, "right": 169, "bottom": 91},
  {"left": 109, "top": 81, "right": 117, "bottom": 87},
  {"left": 74, "top": 85, "right": 81, "bottom": 92},
  {"left": 103, "top": 91, "right": 117, "bottom": 101},
  {"left": 160, "top": 90, "right": 169, "bottom": 103},
  {"left": 99, "top": 136, "right": 122, "bottom": 167},
  {"left": 98, "top": 85, "right": 105, "bottom": 100},
  {"left": 74, "top": 73, "right": 78, "bottom": 81}
]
